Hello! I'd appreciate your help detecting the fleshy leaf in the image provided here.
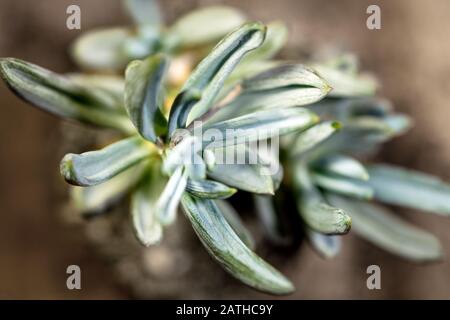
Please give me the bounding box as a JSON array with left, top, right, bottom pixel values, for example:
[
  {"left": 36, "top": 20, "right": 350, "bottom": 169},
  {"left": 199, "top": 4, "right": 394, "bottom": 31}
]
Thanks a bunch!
[
  {"left": 207, "top": 145, "right": 275, "bottom": 194},
  {"left": 240, "top": 21, "right": 288, "bottom": 62},
  {"left": 186, "top": 179, "right": 237, "bottom": 199},
  {"left": 169, "top": 6, "right": 246, "bottom": 48},
  {"left": 366, "top": 164, "right": 450, "bottom": 216},
  {"left": 254, "top": 195, "right": 290, "bottom": 245},
  {"left": 312, "top": 172, "right": 374, "bottom": 200},
  {"left": 306, "top": 229, "right": 341, "bottom": 259},
  {"left": 313, "top": 154, "right": 369, "bottom": 181},
  {"left": 181, "top": 194, "right": 294, "bottom": 295},
  {"left": 71, "top": 28, "right": 131, "bottom": 71},
  {"left": 131, "top": 162, "right": 166, "bottom": 246},
  {"left": 0, "top": 58, "right": 133, "bottom": 133},
  {"left": 290, "top": 121, "right": 341, "bottom": 156},
  {"left": 202, "top": 108, "right": 319, "bottom": 149},
  {"left": 60, "top": 136, "right": 153, "bottom": 186},
  {"left": 156, "top": 166, "right": 188, "bottom": 225},
  {"left": 216, "top": 200, "right": 255, "bottom": 249},
  {"left": 71, "top": 161, "right": 147, "bottom": 214},
  {"left": 327, "top": 194, "right": 443, "bottom": 262},
  {"left": 123, "top": 0, "right": 163, "bottom": 26},
  {"left": 294, "top": 163, "right": 351, "bottom": 235},
  {"left": 312, "top": 64, "right": 378, "bottom": 97},
  {"left": 168, "top": 22, "right": 266, "bottom": 134},
  {"left": 125, "top": 54, "right": 168, "bottom": 142}
]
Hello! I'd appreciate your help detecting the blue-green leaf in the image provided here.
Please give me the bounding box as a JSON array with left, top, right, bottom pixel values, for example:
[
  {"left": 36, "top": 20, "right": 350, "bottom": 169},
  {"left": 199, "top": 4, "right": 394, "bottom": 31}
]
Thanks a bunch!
[
  {"left": 71, "top": 161, "right": 147, "bottom": 214},
  {"left": 306, "top": 229, "right": 341, "bottom": 259},
  {"left": 186, "top": 179, "right": 236, "bottom": 199},
  {"left": 169, "top": 6, "right": 246, "bottom": 48},
  {"left": 327, "top": 194, "right": 443, "bottom": 262},
  {"left": 216, "top": 200, "right": 255, "bottom": 249},
  {"left": 313, "top": 154, "right": 369, "bottom": 181},
  {"left": 156, "top": 166, "right": 188, "bottom": 225},
  {"left": 168, "top": 22, "right": 266, "bottom": 134},
  {"left": 181, "top": 194, "right": 294, "bottom": 295},
  {"left": 254, "top": 195, "right": 290, "bottom": 245},
  {"left": 311, "top": 172, "right": 374, "bottom": 200},
  {"left": 60, "top": 136, "right": 152, "bottom": 186},
  {"left": 290, "top": 121, "right": 341, "bottom": 156},
  {"left": 0, "top": 58, "right": 134, "bottom": 133},
  {"left": 294, "top": 163, "right": 351, "bottom": 234},
  {"left": 123, "top": 0, "right": 163, "bottom": 26},
  {"left": 203, "top": 108, "right": 319, "bottom": 149},
  {"left": 125, "top": 54, "right": 168, "bottom": 142}
]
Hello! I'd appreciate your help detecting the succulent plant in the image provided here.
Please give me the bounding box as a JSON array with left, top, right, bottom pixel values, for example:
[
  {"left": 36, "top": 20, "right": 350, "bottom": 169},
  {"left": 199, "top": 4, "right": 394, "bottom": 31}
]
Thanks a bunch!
[{"left": 2, "top": 1, "right": 450, "bottom": 297}]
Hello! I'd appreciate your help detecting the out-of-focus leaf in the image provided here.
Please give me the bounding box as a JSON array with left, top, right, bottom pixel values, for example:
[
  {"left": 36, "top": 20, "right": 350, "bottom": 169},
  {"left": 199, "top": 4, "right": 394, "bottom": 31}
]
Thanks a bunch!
[
  {"left": 327, "top": 194, "right": 443, "bottom": 262},
  {"left": 240, "top": 21, "right": 288, "bottom": 62},
  {"left": 123, "top": 0, "right": 163, "bottom": 26},
  {"left": 169, "top": 6, "right": 246, "bottom": 48},
  {"left": 71, "top": 161, "right": 147, "bottom": 215},
  {"left": 311, "top": 172, "right": 374, "bottom": 199},
  {"left": 0, "top": 58, "right": 134, "bottom": 133},
  {"left": 294, "top": 163, "right": 351, "bottom": 234},
  {"left": 168, "top": 22, "right": 266, "bottom": 134},
  {"left": 313, "top": 64, "right": 378, "bottom": 97},
  {"left": 216, "top": 200, "right": 255, "bottom": 249},
  {"left": 313, "top": 154, "right": 369, "bottom": 181},
  {"left": 181, "top": 194, "right": 294, "bottom": 295},
  {"left": 125, "top": 54, "right": 168, "bottom": 142},
  {"left": 212, "top": 64, "right": 330, "bottom": 121},
  {"left": 156, "top": 166, "right": 188, "bottom": 225},
  {"left": 207, "top": 145, "right": 275, "bottom": 194},
  {"left": 131, "top": 162, "right": 166, "bottom": 246},
  {"left": 60, "top": 136, "right": 153, "bottom": 186},
  {"left": 243, "top": 64, "right": 330, "bottom": 93},
  {"left": 290, "top": 121, "right": 340, "bottom": 156},
  {"left": 254, "top": 195, "right": 290, "bottom": 245},
  {"left": 366, "top": 164, "right": 450, "bottom": 216},
  {"left": 71, "top": 28, "right": 131, "bottom": 71},
  {"left": 186, "top": 179, "right": 236, "bottom": 199},
  {"left": 202, "top": 108, "right": 318, "bottom": 149},
  {"left": 306, "top": 228, "right": 341, "bottom": 259}
]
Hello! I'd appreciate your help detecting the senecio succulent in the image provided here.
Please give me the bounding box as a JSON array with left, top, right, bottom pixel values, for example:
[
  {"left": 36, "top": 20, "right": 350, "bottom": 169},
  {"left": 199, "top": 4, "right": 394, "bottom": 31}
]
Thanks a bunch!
[{"left": 1, "top": 1, "right": 450, "bottom": 296}]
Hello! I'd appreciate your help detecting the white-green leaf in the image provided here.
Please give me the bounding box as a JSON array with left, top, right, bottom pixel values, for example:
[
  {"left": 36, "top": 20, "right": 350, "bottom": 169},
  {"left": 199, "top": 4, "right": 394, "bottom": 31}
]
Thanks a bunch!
[
  {"left": 0, "top": 58, "right": 134, "bottom": 133},
  {"left": 216, "top": 200, "right": 255, "bottom": 249},
  {"left": 294, "top": 163, "right": 351, "bottom": 234},
  {"left": 169, "top": 6, "right": 246, "bottom": 48},
  {"left": 131, "top": 162, "right": 166, "bottom": 246},
  {"left": 366, "top": 164, "right": 450, "bottom": 216},
  {"left": 254, "top": 195, "right": 289, "bottom": 245},
  {"left": 71, "top": 27, "right": 131, "bottom": 71},
  {"left": 313, "top": 64, "right": 378, "bottom": 97},
  {"left": 125, "top": 54, "right": 168, "bottom": 142},
  {"left": 156, "top": 166, "right": 188, "bottom": 225},
  {"left": 312, "top": 172, "right": 374, "bottom": 200},
  {"left": 306, "top": 229, "right": 341, "bottom": 259},
  {"left": 207, "top": 145, "right": 275, "bottom": 194},
  {"left": 186, "top": 179, "right": 236, "bottom": 199},
  {"left": 291, "top": 121, "right": 341, "bottom": 156},
  {"left": 313, "top": 154, "right": 369, "bottom": 181},
  {"left": 181, "top": 194, "right": 294, "bottom": 295},
  {"left": 168, "top": 22, "right": 266, "bottom": 133},
  {"left": 60, "top": 136, "right": 152, "bottom": 186},
  {"left": 327, "top": 194, "right": 443, "bottom": 262},
  {"left": 240, "top": 21, "right": 288, "bottom": 63},
  {"left": 71, "top": 161, "right": 147, "bottom": 214},
  {"left": 203, "top": 108, "right": 318, "bottom": 149},
  {"left": 123, "top": 0, "right": 163, "bottom": 26}
]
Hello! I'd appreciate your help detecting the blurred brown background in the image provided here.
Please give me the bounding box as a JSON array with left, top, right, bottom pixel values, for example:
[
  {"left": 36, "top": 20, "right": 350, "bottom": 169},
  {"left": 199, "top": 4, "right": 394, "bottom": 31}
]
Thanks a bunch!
[{"left": 1, "top": 0, "right": 450, "bottom": 299}]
